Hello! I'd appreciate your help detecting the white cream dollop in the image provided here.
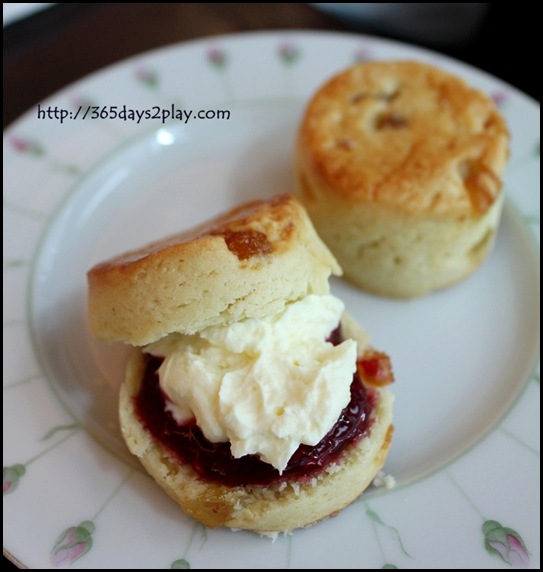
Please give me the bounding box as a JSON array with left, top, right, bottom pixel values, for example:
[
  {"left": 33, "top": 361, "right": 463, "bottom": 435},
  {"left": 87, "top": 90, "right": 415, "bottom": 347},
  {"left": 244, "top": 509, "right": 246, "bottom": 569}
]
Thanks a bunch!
[{"left": 144, "top": 294, "right": 357, "bottom": 473}]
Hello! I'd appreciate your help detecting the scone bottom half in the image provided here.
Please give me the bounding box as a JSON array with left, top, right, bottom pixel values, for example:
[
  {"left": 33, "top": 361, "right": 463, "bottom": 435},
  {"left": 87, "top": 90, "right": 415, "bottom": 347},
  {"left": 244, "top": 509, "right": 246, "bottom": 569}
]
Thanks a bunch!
[
  {"left": 87, "top": 193, "right": 395, "bottom": 534},
  {"left": 119, "top": 314, "right": 394, "bottom": 534},
  {"left": 296, "top": 60, "right": 510, "bottom": 298}
]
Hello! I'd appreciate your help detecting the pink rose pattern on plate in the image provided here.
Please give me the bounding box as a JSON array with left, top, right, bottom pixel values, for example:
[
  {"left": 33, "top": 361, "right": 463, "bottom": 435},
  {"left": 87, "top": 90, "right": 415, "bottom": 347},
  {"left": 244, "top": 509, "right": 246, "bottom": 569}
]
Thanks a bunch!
[
  {"left": 483, "top": 520, "right": 530, "bottom": 568},
  {"left": 51, "top": 521, "right": 95, "bottom": 567},
  {"left": 3, "top": 425, "right": 79, "bottom": 496},
  {"left": 206, "top": 45, "right": 227, "bottom": 70},
  {"left": 3, "top": 465, "right": 26, "bottom": 494},
  {"left": 8, "top": 134, "right": 79, "bottom": 174},
  {"left": 134, "top": 65, "right": 159, "bottom": 89},
  {"left": 277, "top": 40, "right": 300, "bottom": 65}
]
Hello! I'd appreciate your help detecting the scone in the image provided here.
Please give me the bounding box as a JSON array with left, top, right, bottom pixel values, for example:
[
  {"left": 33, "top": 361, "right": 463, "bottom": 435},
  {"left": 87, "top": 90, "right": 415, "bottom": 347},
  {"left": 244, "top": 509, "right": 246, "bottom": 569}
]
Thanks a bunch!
[
  {"left": 296, "top": 60, "right": 510, "bottom": 298},
  {"left": 87, "top": 194, "right": 395, "bottom": 534}
]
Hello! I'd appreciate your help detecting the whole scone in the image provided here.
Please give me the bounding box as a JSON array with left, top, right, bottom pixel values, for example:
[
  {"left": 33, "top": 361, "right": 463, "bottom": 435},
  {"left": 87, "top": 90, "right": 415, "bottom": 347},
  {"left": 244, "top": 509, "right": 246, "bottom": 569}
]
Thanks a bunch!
[
  {"left": 87, "top": 194, "right": 395, "bottom": 534},
  {"left": 296, "top": 60, "right": 510, "bottom": 298}
]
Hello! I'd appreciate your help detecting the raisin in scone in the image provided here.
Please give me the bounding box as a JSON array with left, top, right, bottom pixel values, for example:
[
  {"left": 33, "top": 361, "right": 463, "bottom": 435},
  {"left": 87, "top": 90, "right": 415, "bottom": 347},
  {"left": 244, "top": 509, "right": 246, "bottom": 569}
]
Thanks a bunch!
[
  {"left": 296, "top": 60, "right": 509, "bottom": 298},
  {"left": 87, "top": 194, "right": 394, "bottom": 534}
]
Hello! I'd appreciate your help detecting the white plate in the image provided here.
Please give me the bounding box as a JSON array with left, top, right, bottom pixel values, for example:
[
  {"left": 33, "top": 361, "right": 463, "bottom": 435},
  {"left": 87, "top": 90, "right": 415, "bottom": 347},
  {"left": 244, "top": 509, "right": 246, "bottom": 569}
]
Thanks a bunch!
[{"left": 3, "top": 31, "right": 540, "bottom": 569}]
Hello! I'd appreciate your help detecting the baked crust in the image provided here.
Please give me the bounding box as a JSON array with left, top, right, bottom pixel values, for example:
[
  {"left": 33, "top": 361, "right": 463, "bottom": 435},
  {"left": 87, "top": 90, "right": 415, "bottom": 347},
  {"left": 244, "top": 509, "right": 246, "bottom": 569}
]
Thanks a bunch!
[
  {"left": 296, "top": 61, "right": 509, "bottom": 298},
  {"left": 297, "top": 60, "right": 508, "bottom": 216},
  {"left": 87, "top": 194, "right": 341, "bottom": 345},
  {"left": 119, "top": 314, "right": 394, "bottom": 533}
]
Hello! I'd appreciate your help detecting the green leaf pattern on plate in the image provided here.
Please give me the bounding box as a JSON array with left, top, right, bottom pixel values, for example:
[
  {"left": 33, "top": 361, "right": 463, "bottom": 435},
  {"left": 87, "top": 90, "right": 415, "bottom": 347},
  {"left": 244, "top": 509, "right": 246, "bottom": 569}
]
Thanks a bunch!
[
  {"left": 8, "top": 134, "right": 79, "bottom": 174},
  {"left": 9, "top": 135, "right": 45, "bottom": 156},
  {"left": 483, "top": 520, "right": 530, "bottom": 568},
  {"left": 51, "top": 520, "right": 95, "bottom": 567},
  {"left": 365, "top": 504, "right": 413, "bottom": 567},
  {"left": 448, "top": 472, "right": 532, "bottom": 567},
  {"left": 3, "top": 464, "right": 26, "bottom": 494},
  {"left": 3, "top": 425, "right": 79, "bottom": 495},
  {"left": 277, "top": 40, "right": 300, "bottom": 65},
  {"left": 135, "top": 65, "right": 159, "bottom": 89}
]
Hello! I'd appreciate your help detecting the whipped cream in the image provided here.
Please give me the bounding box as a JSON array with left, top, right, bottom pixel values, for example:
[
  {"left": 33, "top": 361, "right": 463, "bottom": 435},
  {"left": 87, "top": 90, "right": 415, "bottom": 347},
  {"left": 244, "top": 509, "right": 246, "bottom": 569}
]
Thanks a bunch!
[{"left": 144, "top": 294, "right": 357, "bottom": 473}]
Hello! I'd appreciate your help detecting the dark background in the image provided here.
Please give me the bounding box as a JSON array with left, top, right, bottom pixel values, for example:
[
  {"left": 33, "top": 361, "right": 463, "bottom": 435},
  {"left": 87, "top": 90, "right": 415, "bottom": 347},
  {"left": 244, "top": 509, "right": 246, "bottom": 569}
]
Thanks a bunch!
[
  {"left": 3, "top": 3, "right": 540, "bottom": 130},
  {"left": 3, "top": 3, "right": 538, "bottom": 569}
]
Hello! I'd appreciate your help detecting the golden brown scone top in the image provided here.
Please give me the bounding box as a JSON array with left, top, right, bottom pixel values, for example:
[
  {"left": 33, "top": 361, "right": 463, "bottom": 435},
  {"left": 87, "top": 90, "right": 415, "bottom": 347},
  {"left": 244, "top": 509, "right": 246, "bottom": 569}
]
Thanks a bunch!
[
  {"left": 87, "top": 194, "right": 341, "bottom": 345},
  {"left": 91, "top": 194, "right": 299, "bottom": 272},
  {"left": 298, "top": 60, "right": 509, "bottom": 217}
]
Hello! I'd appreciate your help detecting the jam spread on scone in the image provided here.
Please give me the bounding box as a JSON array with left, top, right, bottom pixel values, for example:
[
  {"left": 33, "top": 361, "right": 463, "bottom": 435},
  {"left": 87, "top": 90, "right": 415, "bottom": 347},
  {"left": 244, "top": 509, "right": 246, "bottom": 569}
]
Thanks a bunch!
[{"left": 135, "top": 328, "right": 391, "bottom": 487}]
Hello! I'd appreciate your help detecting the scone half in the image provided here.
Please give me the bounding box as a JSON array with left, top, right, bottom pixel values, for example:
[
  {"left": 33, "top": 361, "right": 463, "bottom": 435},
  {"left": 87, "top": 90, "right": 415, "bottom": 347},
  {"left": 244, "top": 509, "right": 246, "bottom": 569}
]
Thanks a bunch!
[
  {"left": 88, "top": 194, "right": 340, "bottom": 345},
  {"left": 119, "top": 313, "right": 394, "bottom": 534}
]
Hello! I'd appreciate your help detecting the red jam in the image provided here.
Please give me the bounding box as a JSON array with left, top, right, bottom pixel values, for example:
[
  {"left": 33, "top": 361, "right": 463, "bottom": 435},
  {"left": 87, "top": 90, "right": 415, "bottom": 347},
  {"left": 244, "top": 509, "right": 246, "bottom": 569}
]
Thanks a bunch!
[
  {"left": 135, "top": 326, "right": 375, "bottom": 487},
  {"left": 357, "top": 350, "right": 395, "bottom": 387}
]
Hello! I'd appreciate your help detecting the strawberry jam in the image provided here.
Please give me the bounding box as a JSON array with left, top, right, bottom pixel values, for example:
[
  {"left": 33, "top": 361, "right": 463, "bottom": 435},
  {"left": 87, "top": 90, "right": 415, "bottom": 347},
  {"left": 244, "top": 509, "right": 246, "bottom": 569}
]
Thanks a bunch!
[{"left": 135, "top": 326, "right": 375, "bottom": 487}]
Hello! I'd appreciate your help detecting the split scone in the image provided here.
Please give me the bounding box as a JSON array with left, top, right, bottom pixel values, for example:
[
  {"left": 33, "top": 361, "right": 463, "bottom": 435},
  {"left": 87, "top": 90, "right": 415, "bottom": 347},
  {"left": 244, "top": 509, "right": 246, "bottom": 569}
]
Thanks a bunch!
[
  {"left": 87, "top": 194, "right": 394, "bottom": 534},
  {"left": 296, "top": 60, "right": 510, "bottom": 298}
]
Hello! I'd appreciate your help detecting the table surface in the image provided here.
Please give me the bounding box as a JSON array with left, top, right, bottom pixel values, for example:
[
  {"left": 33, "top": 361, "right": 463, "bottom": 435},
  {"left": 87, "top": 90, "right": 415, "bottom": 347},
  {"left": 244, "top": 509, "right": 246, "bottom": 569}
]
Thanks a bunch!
[{"left": 3, "top": 3, "right": 539, "bottom": 569}]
